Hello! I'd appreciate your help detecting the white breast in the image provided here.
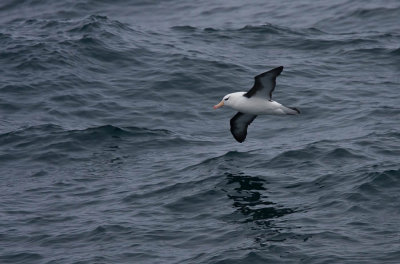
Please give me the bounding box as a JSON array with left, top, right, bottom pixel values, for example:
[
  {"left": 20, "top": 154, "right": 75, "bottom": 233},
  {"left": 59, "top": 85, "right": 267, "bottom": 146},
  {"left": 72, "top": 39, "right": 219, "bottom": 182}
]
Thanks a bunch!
[{"left": 230, "top": 93, "right": 287, "bottom": 115}]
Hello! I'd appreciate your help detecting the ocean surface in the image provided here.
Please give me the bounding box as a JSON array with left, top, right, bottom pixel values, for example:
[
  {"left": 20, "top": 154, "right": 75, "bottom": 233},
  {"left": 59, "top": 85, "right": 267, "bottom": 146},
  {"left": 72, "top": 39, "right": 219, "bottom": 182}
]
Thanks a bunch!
[{"left": 1, "top": 0, "right": 400, "bottom": 263}]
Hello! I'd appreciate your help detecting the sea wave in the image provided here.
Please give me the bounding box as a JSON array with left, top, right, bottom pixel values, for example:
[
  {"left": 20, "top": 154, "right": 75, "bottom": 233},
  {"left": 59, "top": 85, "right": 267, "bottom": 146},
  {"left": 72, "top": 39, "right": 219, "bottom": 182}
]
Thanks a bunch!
[{"left": 1, "top": 0, "right": 400, "bottom": 263}]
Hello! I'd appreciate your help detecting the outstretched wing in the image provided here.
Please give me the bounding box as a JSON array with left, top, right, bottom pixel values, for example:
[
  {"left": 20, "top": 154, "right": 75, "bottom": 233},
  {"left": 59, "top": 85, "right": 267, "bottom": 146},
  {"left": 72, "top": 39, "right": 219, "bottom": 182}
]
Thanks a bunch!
[
  {"left": 244, "top": 66, "right": 283, "bottom": 100},
  {"left": 230, "top": 112, "right": 257, "bottom": 143}
]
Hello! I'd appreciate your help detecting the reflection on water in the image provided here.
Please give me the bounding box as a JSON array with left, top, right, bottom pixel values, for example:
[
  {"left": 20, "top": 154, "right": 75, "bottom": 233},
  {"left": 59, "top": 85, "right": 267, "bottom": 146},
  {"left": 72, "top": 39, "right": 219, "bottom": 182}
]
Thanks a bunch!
[
  {"left": 225, "top": 173, "right": 315, "bottom": 247},
  {"left": 225, "top": 173, "right": 298, "bottom": 245},
  {"left": 225, "top": 173, "right": 294, "bottom": 225}
]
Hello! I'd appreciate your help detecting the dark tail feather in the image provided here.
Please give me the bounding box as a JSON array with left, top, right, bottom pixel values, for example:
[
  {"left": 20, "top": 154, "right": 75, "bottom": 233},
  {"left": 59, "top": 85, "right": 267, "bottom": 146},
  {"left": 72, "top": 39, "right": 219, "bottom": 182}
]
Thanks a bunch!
[
  {"left": 290, "top": 107, "right": 300, "bottom": 114},
  {"left": 285, "top": 107, "right": 300, "bottom": 115}
]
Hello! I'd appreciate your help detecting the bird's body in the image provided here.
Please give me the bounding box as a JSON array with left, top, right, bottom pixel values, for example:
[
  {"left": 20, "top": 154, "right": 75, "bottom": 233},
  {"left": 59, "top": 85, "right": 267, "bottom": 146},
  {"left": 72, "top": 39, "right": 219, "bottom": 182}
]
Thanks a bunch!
[
  {"left": 213, "top": 66, "right": 300, "bottom": 143},
  {"left": 221, "top": 92, "right": 298, "bottom": 115}
]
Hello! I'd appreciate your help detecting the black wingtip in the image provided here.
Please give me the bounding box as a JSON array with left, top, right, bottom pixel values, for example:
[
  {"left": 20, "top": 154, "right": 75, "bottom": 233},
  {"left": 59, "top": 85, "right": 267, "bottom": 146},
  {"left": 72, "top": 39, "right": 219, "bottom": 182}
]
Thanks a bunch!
[
  {"left": 230, "top": 125, "right": 246, "bottom": 143},
  {"left": 230, "top": 112, "right": 257, "bottom": 143},
  {"left": 230, "top": 131, "right": 245, "bottom": 143},
  {"left": 256, "top": 66, "right": 284, "bottom": 78},
  {"left": 234, "top": 136, "right": 245, "bottom": 143},
  {"left": 275, "top": 66, "right": 284, "bottom": 74}
]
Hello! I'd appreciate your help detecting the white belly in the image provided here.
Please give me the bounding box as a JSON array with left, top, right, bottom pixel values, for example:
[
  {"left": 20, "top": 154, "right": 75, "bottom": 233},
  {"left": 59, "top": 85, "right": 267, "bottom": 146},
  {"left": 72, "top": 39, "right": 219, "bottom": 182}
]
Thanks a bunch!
[{"left": 233, "top": 97, "right": 287, "bottom": 115}]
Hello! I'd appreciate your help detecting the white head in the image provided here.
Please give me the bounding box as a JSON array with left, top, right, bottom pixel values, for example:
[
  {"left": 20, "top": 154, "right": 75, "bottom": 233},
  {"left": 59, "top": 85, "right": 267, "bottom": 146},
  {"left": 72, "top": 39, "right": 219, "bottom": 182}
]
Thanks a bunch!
[{"left": 213, "top": 93, "right": 240, "bottom": 109}]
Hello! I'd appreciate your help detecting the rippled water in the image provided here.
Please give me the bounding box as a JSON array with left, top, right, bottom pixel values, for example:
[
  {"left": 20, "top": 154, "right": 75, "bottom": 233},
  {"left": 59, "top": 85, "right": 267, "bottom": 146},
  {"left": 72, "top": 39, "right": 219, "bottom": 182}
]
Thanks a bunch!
[{"left": 1, "top": 0, "right": 400, "bottom": 263}]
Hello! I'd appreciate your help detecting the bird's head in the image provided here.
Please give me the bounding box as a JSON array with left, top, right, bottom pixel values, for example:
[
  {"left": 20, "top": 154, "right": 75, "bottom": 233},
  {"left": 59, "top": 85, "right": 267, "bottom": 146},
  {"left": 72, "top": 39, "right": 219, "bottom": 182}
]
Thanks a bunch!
[{"left": 213, "top": 93, "right": 233, "bottom": 109}]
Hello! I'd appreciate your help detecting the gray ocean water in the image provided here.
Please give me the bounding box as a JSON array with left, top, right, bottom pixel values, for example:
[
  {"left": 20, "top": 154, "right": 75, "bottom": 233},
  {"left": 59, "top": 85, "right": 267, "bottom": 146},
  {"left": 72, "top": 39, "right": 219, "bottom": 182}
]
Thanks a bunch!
[{"left": 1, "top": 0, "right": 400, "bottom": 263}]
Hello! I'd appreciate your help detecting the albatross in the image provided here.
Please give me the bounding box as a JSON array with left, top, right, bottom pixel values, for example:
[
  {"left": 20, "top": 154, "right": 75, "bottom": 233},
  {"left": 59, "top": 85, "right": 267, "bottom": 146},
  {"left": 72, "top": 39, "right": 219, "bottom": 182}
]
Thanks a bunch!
[{"left": 213, "top": 66, "right": 300, "bottom": 143}]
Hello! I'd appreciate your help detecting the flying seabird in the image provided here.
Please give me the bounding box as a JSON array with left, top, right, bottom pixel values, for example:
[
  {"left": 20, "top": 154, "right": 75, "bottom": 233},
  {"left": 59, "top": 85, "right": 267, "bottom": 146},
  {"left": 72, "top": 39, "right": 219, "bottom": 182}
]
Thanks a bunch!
[{"left": 213, "top": 66, "right": 300, "bottom": 143}]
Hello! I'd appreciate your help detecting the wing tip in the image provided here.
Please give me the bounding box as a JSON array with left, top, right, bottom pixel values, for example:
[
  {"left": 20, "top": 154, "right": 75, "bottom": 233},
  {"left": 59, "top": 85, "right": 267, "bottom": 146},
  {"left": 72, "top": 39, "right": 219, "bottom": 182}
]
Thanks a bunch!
[
  {"left": 275, "top": 66, "right": 284, "bottom": 74},
  {"left": 229, "top": 112, "right": 257, "bottom": 143},
  {"left": 234, "top": 135, "right": 245, "bottom": 143},
  {"left": 230, "top": 126, "right": 246, "bottom": 143},
  {"left": 255, "top": 66, "right": 284, "bottom": 78}
]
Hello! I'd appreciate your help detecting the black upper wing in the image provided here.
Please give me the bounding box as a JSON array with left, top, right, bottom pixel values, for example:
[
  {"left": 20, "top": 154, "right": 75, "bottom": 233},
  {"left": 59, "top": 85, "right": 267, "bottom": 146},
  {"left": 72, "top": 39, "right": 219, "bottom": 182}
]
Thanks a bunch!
[
  {"left": 244, "top": 66, "right": 283, "bottom": 100},
  {"left": 230, "top": 112, "right": 258, "bottom": 143}
]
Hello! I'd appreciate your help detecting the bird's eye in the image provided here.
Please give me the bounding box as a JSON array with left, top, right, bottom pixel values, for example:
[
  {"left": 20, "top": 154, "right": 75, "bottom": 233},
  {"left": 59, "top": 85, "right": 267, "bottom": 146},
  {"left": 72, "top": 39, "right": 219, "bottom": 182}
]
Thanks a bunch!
[{"left": 224, "top": 97, "right": 230, "bottom": 101}]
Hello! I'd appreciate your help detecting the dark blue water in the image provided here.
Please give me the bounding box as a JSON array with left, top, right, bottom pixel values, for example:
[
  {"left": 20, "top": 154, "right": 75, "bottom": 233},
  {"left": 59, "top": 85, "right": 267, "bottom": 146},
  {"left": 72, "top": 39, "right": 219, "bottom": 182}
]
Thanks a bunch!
[{"left": 1, "top": 1, "right": 400, "bottom": 263}]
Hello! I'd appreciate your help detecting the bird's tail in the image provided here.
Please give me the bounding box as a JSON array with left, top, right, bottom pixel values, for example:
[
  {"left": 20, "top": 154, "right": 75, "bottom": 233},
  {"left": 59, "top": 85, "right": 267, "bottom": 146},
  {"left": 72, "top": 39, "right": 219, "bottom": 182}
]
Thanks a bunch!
[{"left": 284, "top": 107, "right": 300, "bottom": 115}]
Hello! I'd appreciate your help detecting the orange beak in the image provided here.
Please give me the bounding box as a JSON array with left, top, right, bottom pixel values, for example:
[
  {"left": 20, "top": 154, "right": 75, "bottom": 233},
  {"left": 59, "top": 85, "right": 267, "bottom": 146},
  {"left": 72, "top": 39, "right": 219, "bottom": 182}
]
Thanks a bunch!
[{"left": 213, "top": 100, "right": 224, "bottom": 109}]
